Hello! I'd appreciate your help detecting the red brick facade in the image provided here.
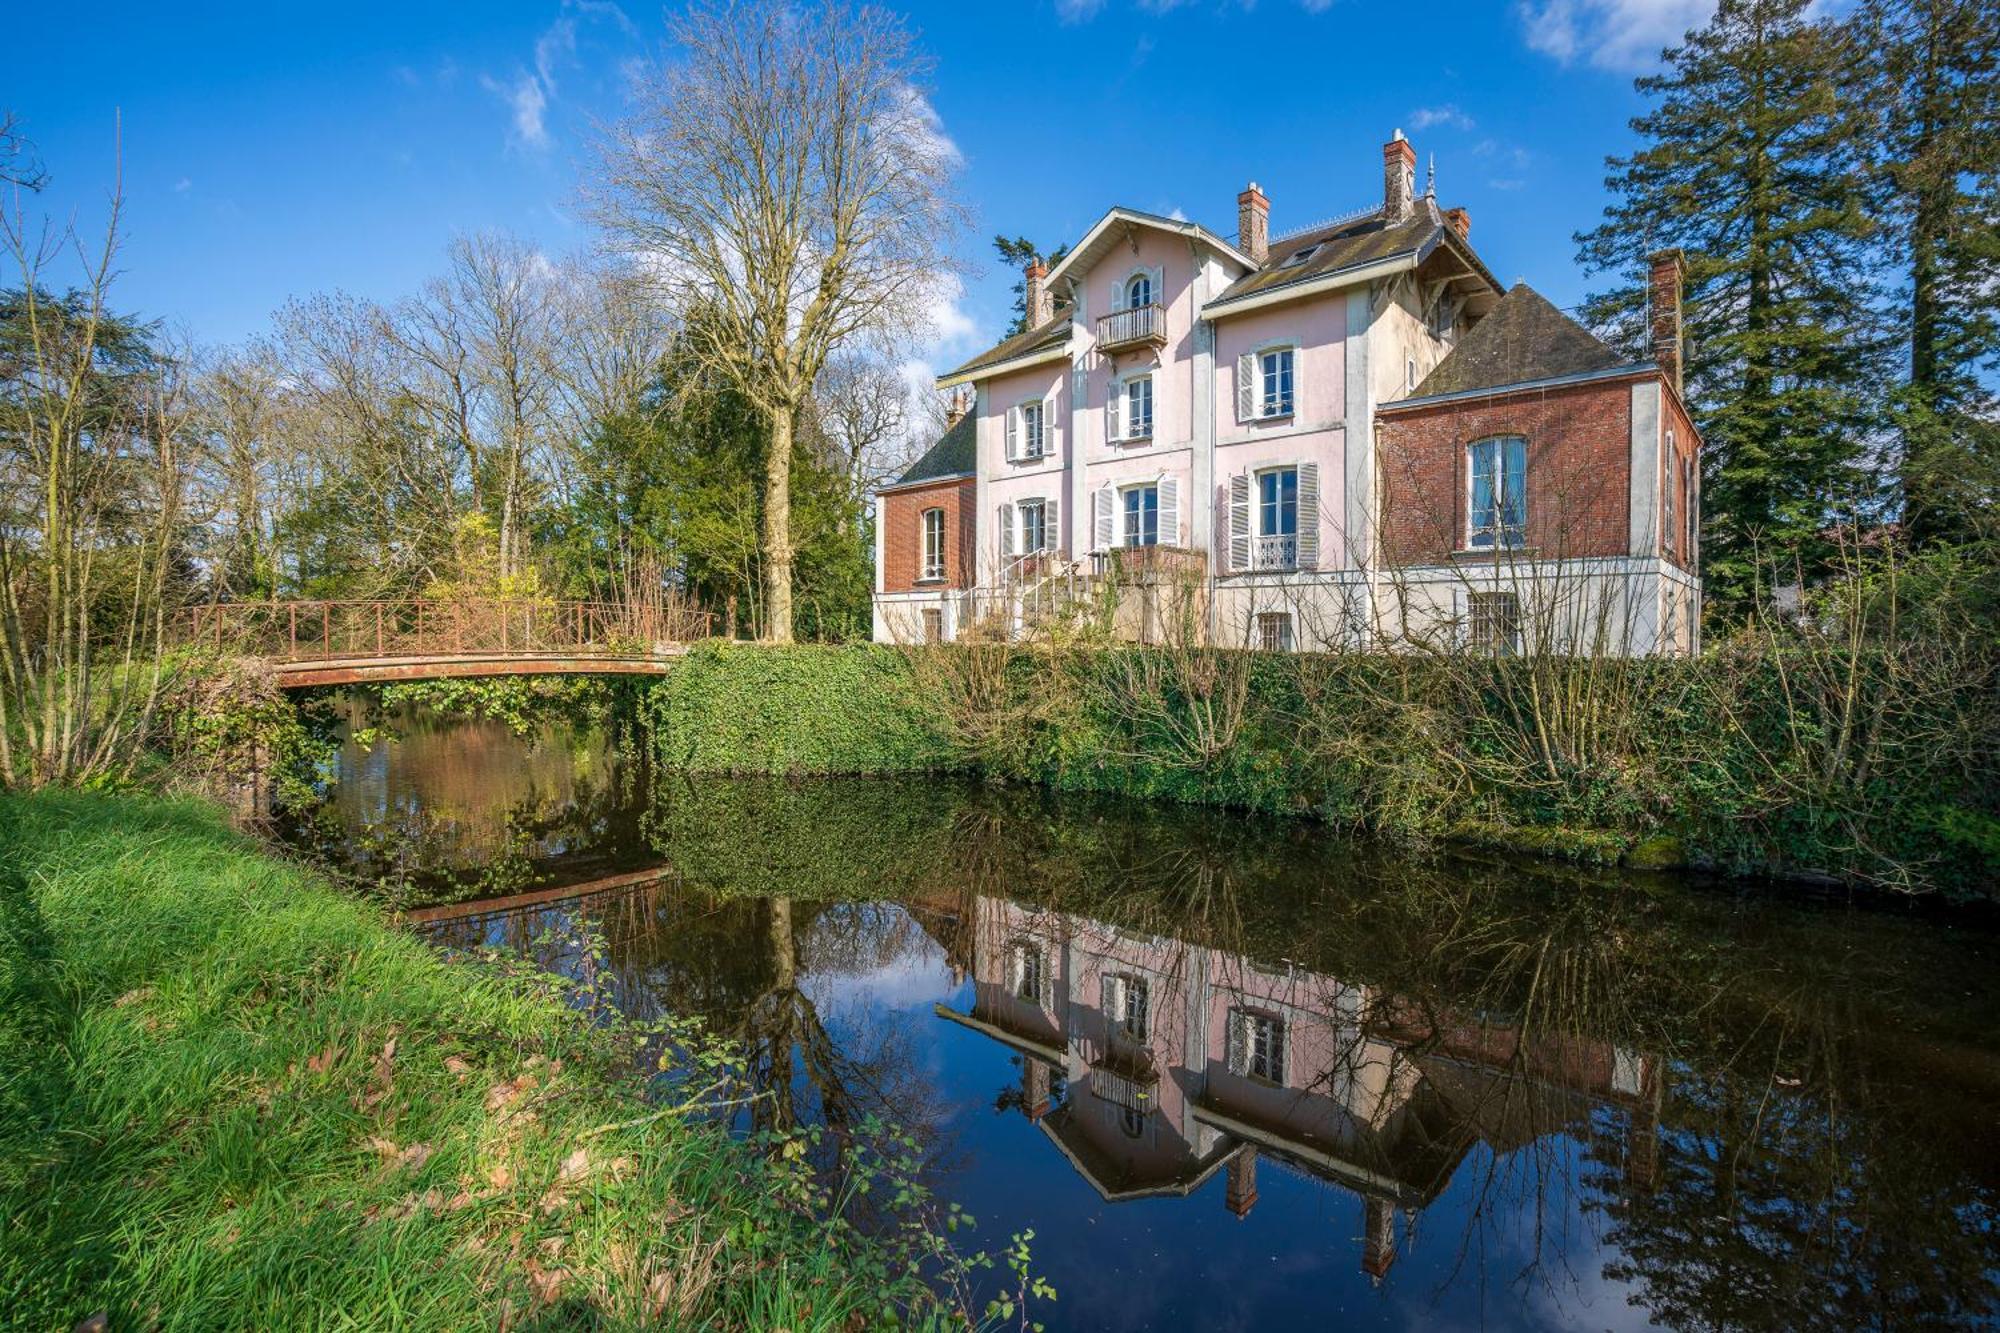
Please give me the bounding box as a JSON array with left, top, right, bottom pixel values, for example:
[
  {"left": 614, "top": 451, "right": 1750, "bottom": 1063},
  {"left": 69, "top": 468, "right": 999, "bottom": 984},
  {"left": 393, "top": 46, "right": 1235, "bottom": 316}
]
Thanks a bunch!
[
  {"left": 1378, "top": 372, "right": 1657, "bottom": 566},
  {"left": 1659, "top": 385, "right": 1699, "bottom": 571},
  {"left": 879, "top": 477, "right": 975, "bottom": 594}
]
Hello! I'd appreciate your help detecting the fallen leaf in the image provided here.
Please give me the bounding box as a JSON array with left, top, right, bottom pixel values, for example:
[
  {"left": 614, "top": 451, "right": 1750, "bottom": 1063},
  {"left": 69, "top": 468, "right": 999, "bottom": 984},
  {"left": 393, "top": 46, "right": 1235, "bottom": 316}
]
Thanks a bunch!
[
  {"left": 113, "top": 988, "right": 153, "bottom": 1009},
  {"left": 73, "top": 1312, "right": 108, "bottom": 1333},
  {"left": 557, "top": 1148, "right": 590, "bottom": 1184},
  {"left": 306, "top": 1045, "right": 339, "bottom": 1075},
  {"left": 487, "top": 1163, "right": 514, "bottom": 1190},
  {"left": 444, "top": 1055, "right": 474, "bottom": 1078}
]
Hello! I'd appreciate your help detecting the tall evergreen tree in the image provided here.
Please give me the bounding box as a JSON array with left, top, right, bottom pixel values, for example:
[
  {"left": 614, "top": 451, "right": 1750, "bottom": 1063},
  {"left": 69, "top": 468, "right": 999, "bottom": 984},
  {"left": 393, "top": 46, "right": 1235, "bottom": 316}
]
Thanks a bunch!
[
  {"left": 992, "top": 235, "right": 1071, "bottom": 335},
  {"left": 1860, "top": 0, "right": 2000, "bottom": 545},
  {"left": 1577, "top": 0, "right": 1882, "bottom": 607}
]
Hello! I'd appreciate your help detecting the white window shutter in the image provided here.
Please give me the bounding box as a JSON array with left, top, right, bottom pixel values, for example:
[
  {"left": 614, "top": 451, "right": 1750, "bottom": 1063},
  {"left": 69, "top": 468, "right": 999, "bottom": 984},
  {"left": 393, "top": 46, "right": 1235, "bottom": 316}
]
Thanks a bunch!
[
  {"left": 1226, "top": 1010, "right": 1246, "bottom": 1075},
  {"left": 1108, "top": 276, "right": 1123, "bottom": 313},
  {"left": 1044, "top": 404, "right": 1058, "bottom": 457},
  {"left": 1004, "top": 407, "right": 1018, "bottom": 462},
  {"left": 1296, "top": 462, "right": 1320, "bottom": 570},
  {"left": 1159, "top": 475, "right": 1181, "bottom": 548},
  {"left": 1228, "top": 473, "right": 1252, "bottom": 572},
  {"left": 1093, "top": 486, "right": 1115, "bottom": 551},
  {"left": 1150, "top": 265, "right": 1164, "bottom": 308},
  {"left": 1044, "top": 497, "right": 1060, "bottom": 553},
  {"left": 998, "top": 503, "right": 1015, "bottom": 560},
  {"left": 1106, "top": 376, "right": 1122, "bottom": 443},
  {"left": 1236, "top": 352, "right": 1255, "bottom": 423}
]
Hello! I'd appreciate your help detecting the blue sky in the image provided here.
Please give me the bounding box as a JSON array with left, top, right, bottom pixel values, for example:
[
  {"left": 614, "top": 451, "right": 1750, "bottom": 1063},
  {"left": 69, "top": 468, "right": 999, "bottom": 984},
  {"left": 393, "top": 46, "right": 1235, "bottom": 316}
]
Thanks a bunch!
[{"left": 12, "top": 0, "right": 1712, "bottom": 378}]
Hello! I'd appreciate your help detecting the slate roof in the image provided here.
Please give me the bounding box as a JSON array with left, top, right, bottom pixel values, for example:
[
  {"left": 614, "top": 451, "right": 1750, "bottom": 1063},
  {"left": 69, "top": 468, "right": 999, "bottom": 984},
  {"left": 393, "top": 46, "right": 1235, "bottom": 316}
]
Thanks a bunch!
[
  {"left": 1408, "top": 282, "right": 1635, "bottom": 399},
  {"left": 887, "top": 411, "right": 975, "bottom": 488},
  {"left": 936, "top": 311, "right": 1072, "bottom": 384},
  {"left": 1210, "top": 207, "right": 1442, "bottom": 309}
]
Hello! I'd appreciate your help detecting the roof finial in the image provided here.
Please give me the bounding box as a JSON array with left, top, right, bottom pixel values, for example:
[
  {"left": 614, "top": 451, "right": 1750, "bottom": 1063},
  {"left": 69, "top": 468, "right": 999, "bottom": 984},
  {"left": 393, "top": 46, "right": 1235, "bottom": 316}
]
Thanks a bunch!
[{"left": 1425, "top": 154, "right": 1436, "bottom": 199}]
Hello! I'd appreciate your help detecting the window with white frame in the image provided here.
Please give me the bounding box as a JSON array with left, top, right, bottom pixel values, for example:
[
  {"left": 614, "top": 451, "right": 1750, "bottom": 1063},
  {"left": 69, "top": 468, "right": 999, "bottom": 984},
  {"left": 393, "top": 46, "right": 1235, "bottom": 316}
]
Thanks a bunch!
[
  {"left": 1126, "top": 374, "right": 1154, "bottom": 440},
  {"left": 1103, "top": 972, "right": 1150, "bottom": 1041},
  {"left": 1469, "top": 590, "right": 1521, "bottom": 654},
  {"left": 1125, "top": 272, "right": 1153, "bottom": 310},
  {"left": 920, "top": 507, "right": 946, "bottom": 581},
  {"left": 1228, "top": 1008, "right": 1285, "bottom": 1085},
  {"left": 920, "top": 608, "right": 943, "bottom": 643},
  {"left": 1467, "top": 436, "right": 1527, "bottom": 549},
  {"left": 1122, "top": 485, "right": 1159, "bottom": 548},
  {"left": 1257, "top": 611, "right": 1294, "bottom": 652},
  {"left": 1664, "top": 447, "right": 1678, "bottom": 557},
  {"left": 1006, "top": 399, "right": 1047, "bottom": 462},
  {"left": 1008, "top": 941, "right": 1046, "bottom": 1004},
  {"left": 1019, "top": 497, "right": 1049, "bottom": 554},
  {"left": 1685, "top": 458, "right": 1699, "bottom": 557},
  {"left": 1259, "top": 346, "right": 1294, "bottom": 417},
  {"left": 1257, "top": 467, "right": 1298, "bottom": 569}
]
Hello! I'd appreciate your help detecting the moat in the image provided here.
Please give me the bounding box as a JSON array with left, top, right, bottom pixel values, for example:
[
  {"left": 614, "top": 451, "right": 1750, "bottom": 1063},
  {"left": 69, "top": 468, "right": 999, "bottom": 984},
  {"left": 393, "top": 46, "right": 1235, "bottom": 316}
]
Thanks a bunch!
[{"left": 279, "top": 705, "right": 2000, "bottom": 1330}]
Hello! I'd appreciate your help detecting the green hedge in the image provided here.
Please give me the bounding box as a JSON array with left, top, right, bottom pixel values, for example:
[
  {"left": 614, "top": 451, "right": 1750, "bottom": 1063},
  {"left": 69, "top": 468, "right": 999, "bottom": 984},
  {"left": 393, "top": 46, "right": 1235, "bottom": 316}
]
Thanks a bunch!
[
  {"left": 641, "top": 641, "right": 2000, "bottom": 900},
  {"left": 644, "top": 641, "right": 960, "bottom": 776}
]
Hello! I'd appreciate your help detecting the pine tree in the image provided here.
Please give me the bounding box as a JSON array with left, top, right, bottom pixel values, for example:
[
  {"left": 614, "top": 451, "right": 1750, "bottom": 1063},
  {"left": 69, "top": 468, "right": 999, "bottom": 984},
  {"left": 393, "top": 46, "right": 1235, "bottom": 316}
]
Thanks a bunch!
[
  {"left": 992, "top": 235, "right": 1071, "bottom": 336},
  {"left": 1860, "top": 0, "right": 2000, "bottom": 545},
  {"left": 1577, "top": 0, "right": 1883, "bottom": 608}
]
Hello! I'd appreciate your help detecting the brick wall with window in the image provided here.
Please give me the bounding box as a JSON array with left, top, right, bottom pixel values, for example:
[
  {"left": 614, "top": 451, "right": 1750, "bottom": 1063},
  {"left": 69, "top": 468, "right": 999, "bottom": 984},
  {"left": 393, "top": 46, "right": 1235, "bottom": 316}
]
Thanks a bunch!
[
  {"left": 1377, "top": 375, "right": 1642, "bottom": 566},
  {"left": 879, "top": 476, "right": 975, "bottom": 594}
]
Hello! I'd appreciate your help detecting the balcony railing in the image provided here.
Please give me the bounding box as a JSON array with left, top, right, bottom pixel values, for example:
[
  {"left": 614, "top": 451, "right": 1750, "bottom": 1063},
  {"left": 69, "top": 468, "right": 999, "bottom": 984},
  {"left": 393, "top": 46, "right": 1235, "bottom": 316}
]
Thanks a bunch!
[
  {"left": 1253, "top": 535, "right": 1297, "bottom": 571},
  {"left": 1095, "top": 303, "right": 1166, "bottom": 352}
]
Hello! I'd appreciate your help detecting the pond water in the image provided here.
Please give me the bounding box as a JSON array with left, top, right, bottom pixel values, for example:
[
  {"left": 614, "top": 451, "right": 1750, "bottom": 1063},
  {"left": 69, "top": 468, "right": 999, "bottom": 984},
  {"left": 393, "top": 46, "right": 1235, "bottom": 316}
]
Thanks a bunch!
[{"left": 281, "top": 707, "right": 2000, "bottom": 1330}]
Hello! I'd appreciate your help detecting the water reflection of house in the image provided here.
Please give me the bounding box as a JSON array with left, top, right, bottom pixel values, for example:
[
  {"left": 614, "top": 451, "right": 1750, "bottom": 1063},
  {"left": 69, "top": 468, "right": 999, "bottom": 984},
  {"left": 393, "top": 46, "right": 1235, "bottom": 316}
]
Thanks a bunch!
[{"left": 929, "top": 895, "right": 1663, "bottom": 1282}]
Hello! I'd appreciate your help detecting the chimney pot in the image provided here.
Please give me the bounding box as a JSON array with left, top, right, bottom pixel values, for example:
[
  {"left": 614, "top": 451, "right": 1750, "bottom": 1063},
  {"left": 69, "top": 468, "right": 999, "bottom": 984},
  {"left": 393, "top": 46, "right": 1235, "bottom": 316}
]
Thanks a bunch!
[
  {"left": 1444, "top": 206, "right": 1470, "bottom": 239},
  {"left": 1236, "top": 182, "right": 1270, "bottom": 265},
  {"left": 1648, "top": 248, "right": 1686, "bottom": 398},
  {"left": 1024, "top": 255, "right": 1052, "bottom": 328},
  {"left": 1383, "top": 133, "right": 1418, "bottom": 223}
]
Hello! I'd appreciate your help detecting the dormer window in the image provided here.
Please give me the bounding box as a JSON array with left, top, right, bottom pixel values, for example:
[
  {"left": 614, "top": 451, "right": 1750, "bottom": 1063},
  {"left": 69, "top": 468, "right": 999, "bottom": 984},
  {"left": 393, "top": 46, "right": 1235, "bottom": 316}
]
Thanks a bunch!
[
  {"left": 1280, "top": 243, "right": 1320, "bottom": 268},
  {"left": 1126, "top": 272, "right": 1154, "bottom": 309}
]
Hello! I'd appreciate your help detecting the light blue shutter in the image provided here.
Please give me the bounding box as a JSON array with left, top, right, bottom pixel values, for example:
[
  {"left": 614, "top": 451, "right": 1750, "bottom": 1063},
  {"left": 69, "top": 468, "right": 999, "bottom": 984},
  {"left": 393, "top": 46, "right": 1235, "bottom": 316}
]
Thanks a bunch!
[
  {"left": 1236, "top": 353, "right": 1255, "bottom": 422},
  {"left": 1044, "top": 497, "right": 1060, "bottom": 553},
  {"left": 998, "top": 503, "right": 1015, "bottom": 560},
  {"left": 1470, "top": 441, "right": 1496, "bottom": 548},
  {"left": 1093, "top": 487, "right": 1115, "bottom": 551},
  {"left": 1502, "top": 437, "right": 1527, "bottom": 544},
  {"left": 1296, "top": 462, "right": 1320, "bottom": 569},
  {"left": 1158, "top": 476, "right": 1180, "bottom": 548},
  {"left": 1106, "top": 376, "right": 1122, "bottom": 442},
  {"left": 1004, "top": 407, "right": 1018, "bottom": 463}
]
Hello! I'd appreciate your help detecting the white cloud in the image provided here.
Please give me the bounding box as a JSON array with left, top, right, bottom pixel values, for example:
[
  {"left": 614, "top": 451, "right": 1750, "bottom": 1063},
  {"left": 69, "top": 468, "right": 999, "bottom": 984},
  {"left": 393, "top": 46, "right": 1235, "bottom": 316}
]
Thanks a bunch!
[
  {"left": 173, "top": 177, "right": 192, "bottom": 194},
  {"left": 1519, "top": 0, "right": 1713, "bottom": 71},
  {"left": 534, "top": 16, "right": 576, "bottom": 94},
  {"left": 1299, "top": 0, "right": 1337, "bottom": 10},
  {"left": 1167, "top": 206, "right": 1188, "bottom": 221},
  {"left": 1056, "top": 0, "right": 1106, "bottom": 21},
  {"left": 1409, "top": 103, "right": 1475, "bottom": 131},
  {"left": 483, "top": 71, "right": 551, "bottom": 149},
  {"left": 918, "top": 271, "right": 980, "bottom": 351}
]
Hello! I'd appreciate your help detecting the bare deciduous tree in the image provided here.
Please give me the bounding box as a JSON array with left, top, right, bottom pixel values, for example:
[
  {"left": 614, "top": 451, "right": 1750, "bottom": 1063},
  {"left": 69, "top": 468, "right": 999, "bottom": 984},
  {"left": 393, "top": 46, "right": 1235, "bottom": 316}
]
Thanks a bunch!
[{"left": 593, "top": 0, "right": 967, "bottom": 641}]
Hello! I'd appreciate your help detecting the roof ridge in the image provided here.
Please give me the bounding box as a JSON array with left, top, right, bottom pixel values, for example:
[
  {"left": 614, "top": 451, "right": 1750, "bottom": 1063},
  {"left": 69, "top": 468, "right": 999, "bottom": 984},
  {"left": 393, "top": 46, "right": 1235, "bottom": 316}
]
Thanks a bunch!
[{"left": 1268, "top": 204, "right": 1380, "bottom": 249}]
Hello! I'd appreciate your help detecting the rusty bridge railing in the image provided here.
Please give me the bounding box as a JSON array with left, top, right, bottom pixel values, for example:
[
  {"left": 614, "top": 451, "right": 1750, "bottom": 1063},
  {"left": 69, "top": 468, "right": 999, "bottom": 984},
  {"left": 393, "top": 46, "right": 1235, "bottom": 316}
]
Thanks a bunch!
[{"left": 178, "top": 599, "right": 715, "bottom": 664}]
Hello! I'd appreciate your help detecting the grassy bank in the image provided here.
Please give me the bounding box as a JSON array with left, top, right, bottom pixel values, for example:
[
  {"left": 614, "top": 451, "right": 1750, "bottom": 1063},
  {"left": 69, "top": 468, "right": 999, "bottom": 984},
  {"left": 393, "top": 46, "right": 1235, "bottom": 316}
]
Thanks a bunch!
[
  {"left": 0, "top": 790, "right": 965, "bottom": 1331},
  {"left": 641, "top": 640, "right": 2000, "bottom": 900}
]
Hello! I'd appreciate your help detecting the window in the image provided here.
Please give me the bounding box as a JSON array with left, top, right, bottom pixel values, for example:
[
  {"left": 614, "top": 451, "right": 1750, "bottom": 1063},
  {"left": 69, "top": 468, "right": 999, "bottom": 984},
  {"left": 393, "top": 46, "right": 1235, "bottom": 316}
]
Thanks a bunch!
[
  {"left": 920, "top": 508, "right": 946, "bottom": 581},
  {"left": 1467, "top": 436, "right": 1527, "bottom": 549},
  {"left": 1427, "top": 291, "right": 1455, "bottom": 341},
  {"left": 920, "top": 608, "right": 943, "bottom": 643},
  {"left": 1229, "top": 1009, "right": 1285, "bottom": 1085},
  {"left": 1122, "top": 485, "right": 1159, "bottom": 548},
  {"left": 1008, "top": 942, "right": 1046, "bottom": 1004},
  {"left": 1257, "top": 611, "right": 1294, "bottom": 652},
  {"left": 1125, "top": 272, "right": 1153, "bottom": 310},
  {"left": 1469, "top": 590, "right": 1521, "bottom": 654},
  {"left": 1685, "top": 459, "right": 1699, "bottom": 556},
  {"left": 1259, "top": 347, "right": 1295, "bottom": 417},
  {"left": 1103, "top": 973, "right": 1150, "bottom": 1041},
  {"left": 1018, "top": 498, "right": 1049, "bottom": 554},
  {"left": 1664, "top": 452, "right": 1678, "bottom": 556},
  {"left": 1256, "top": 467, "right": 1298, "bottom": 570},
  {"left": 1119, "top": 1105, "right": 1147, "bottom": 1139},
  {"left": 1280, "top": 243, "right": 1321, "bottom": 269},
  {"left": 1018, "top": 401, "right": 1046, "bottom": 460},
  {"left": 1406, "top": 356, "right": 1418, "bottom": 392},
  {"left": 1125, "top": 374, "right": 1154, "bottom": 440}
]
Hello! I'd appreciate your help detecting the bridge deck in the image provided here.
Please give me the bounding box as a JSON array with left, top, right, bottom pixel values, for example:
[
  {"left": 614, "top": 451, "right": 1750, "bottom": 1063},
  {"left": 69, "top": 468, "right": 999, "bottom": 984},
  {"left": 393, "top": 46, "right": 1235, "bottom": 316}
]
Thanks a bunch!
[{"left": 272, "top": 650, "right": 688, "bottom": 688}]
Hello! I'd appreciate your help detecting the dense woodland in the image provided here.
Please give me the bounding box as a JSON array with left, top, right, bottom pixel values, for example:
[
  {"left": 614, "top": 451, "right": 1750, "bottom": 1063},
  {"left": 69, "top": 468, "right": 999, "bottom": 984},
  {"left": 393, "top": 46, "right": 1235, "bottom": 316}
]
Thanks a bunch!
[{"left": 0, "top": 0, "right": 1996, "bottom": 791}]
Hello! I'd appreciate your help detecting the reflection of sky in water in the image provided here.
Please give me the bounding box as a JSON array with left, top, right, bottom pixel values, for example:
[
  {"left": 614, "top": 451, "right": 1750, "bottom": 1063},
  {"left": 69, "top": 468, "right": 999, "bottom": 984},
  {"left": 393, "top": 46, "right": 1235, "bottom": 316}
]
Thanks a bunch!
[{"left": 294, "top": 710, "right": 2000, "bottom": 1331}]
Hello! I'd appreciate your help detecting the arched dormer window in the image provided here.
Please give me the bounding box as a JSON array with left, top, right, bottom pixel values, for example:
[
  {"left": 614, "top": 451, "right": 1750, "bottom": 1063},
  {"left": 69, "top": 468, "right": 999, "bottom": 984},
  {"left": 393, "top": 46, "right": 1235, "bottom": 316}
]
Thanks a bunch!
[{"left": 1125, "top": 272, "right": 1153, "bottom": 311}]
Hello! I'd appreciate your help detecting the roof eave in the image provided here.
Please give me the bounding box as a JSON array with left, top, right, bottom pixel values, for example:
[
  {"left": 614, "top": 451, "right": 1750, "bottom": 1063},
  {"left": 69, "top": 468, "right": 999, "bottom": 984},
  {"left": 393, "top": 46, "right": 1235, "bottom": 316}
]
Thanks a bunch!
[
  {"left": 1380, "top": 361, "right": 1656, "bottom": 412},
  {"left": 876, "top": 469, "right": 974, "bottom": 496},
  {"left": 934, "top": 341, "right": 1072, "bottom": 390},
  {"left": 1045, "top": 207, "right": 1256, "bottom": 289},
  {"left": 1200, "top": 250, "right": 1420, "bottom": 320}
]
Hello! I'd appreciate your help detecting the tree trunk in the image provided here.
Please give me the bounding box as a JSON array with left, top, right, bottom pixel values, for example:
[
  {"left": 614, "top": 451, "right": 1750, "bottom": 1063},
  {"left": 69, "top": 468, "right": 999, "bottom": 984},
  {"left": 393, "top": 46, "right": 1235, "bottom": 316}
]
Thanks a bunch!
[{"left": 763, "top": 405, "right": 795, "bottom": 643}]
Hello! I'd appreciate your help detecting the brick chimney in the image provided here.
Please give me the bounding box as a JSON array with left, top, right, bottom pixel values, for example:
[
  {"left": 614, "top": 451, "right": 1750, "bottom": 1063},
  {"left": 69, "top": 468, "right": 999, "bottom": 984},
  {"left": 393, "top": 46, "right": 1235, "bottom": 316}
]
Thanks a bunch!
[
  {"left": 1383, "top": 131, "right": 1416, "bottom": 223},
  {"left": 1237, "top": 182, "right": 1270, "bottom": 265},
  {"left": 943, "top": 386, "right": 971, "bottom": 429},
  {"left": 1444, "top": 206, "right": 1471, "bottom": 239},
  {"left": 1361, "top": 1196, "right": 1398, "bottom": 1282},
  {"left": 1225, "top": 1147, "right": 1258, "bottom": 1219},
  {"left": 1648, "top": 248, "right": 1685, "bottom": 398},
  {"left": 1024, "top": 255, "right": 1052, "bottom": 328}
]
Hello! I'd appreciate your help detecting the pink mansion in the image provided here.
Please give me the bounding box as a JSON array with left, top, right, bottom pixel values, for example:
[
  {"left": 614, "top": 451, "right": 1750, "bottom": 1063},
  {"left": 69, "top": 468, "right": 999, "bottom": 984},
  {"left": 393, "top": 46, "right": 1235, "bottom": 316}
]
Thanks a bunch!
[{"left": 873, "top": 131, "right": 1701, "bottom": 655}]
